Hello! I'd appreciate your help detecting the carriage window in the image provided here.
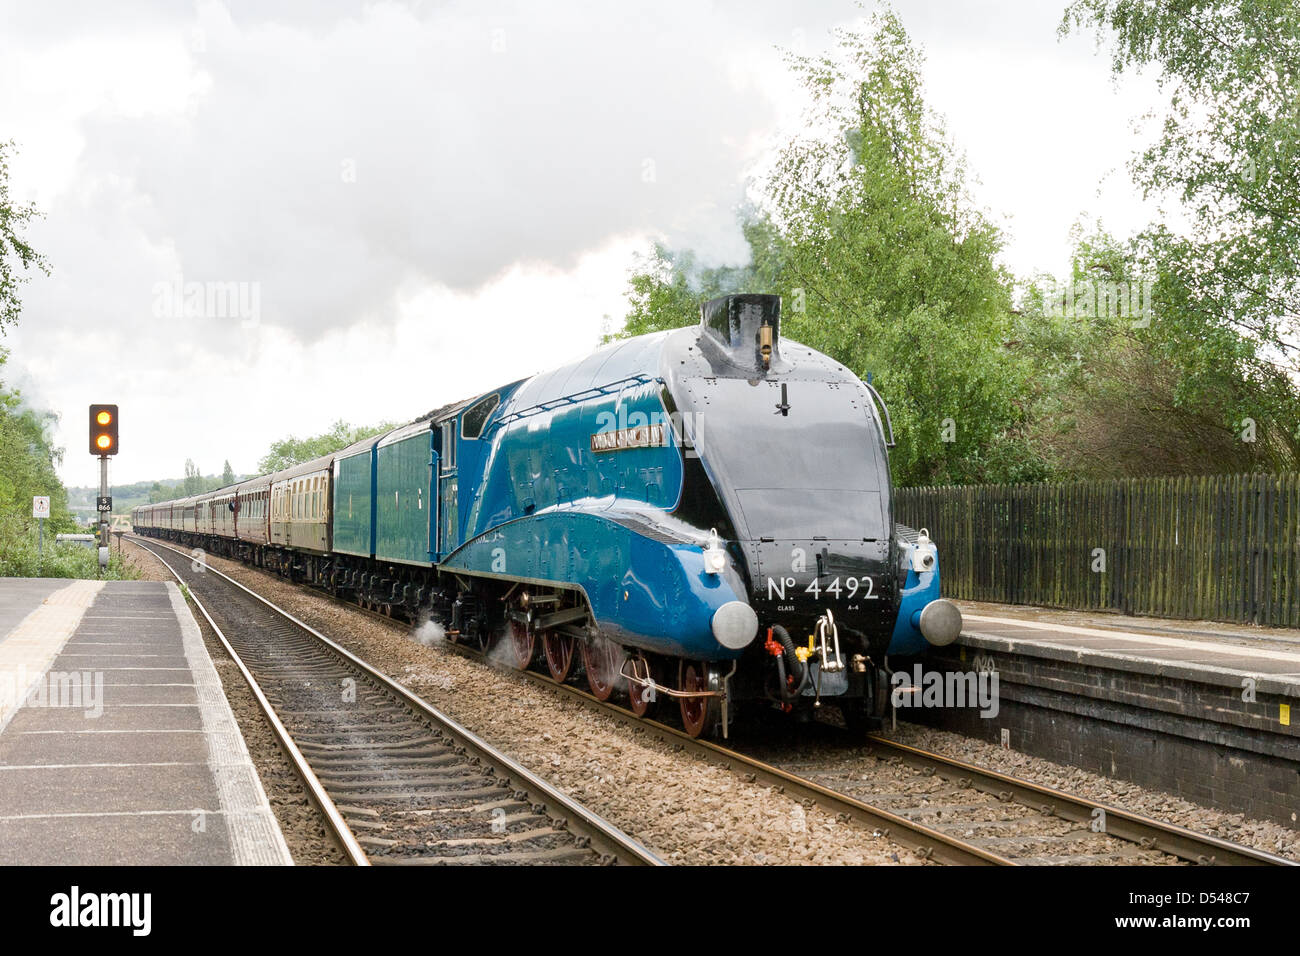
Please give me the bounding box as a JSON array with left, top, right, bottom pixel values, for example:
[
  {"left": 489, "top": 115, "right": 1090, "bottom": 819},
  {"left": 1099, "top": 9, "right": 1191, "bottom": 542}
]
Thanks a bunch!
[{"left": 461, "top": 394, "right": 499, "bottom": 440}]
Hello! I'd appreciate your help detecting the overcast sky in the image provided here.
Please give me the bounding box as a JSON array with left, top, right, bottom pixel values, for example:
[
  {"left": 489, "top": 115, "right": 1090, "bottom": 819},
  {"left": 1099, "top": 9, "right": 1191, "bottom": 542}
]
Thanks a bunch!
[{"left": 0, "top": 0, "right": 1164, "bottom": 486}]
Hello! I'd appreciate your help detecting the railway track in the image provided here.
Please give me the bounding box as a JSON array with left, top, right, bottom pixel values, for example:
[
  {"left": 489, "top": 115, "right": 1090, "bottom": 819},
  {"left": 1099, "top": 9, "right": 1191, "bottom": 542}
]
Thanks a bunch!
[
  {"left": 133, "top": 537, "right": 662, "bottom": 866},
  {"left": 131, "top": 535, "right": 1295, "bottom": 868},
  {"left": 499, "top": 672, "right": 1295, "bottom": 867}
]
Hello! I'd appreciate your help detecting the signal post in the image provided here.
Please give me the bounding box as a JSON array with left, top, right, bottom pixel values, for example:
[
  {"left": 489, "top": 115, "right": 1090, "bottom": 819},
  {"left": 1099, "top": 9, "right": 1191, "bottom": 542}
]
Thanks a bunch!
[{"left": 89, "top": 404, "right": 119, "bottom": 573}]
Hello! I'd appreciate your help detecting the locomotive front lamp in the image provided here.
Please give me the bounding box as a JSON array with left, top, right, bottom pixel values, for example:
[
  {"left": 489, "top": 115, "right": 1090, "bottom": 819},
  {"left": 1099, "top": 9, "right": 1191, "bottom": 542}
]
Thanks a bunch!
[
  {"left": 910, "top": 528, "right": 938, "bottom": 572},
  {"left": 703, "top": 528, "right": 727, "bottom": 575}
]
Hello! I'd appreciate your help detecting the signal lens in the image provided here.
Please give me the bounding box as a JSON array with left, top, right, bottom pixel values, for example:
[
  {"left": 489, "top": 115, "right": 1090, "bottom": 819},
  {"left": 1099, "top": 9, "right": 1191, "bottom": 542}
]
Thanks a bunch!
[
  {"left": 96, "top": 435, "right": 112, "bottom": 449},
  {"left": 96, "top": 411, "right": 112, "bottom": 425}
]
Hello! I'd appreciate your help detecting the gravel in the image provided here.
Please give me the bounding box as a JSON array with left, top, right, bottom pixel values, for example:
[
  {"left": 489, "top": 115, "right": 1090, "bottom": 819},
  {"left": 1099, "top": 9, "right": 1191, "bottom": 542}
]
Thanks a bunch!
[
  {"left": 128, "top": 537, "right": 1298, "bottom": 865},
  {"left": 171, "top": 547, "right": 924, "bottom": 865},
  {"left": 877, "top": 722, "right": 1300, "bottom": 862},
  {"left": 118, "top": 537, "right": 171, "bottom": 582}
]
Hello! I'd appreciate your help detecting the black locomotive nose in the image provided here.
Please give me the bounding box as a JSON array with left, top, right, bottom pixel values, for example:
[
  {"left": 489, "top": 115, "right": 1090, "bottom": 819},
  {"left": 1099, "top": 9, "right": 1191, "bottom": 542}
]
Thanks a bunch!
[{"left": 740, "top": 537, "right": 895, "bottom": 653}]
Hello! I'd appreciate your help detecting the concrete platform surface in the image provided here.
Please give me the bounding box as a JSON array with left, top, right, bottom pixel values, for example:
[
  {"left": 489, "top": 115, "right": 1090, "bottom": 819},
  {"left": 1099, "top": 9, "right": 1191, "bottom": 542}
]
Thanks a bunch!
[
  {"left": 954, "top": 601, "right": 1300, "bottom": 697},
  {"left": 0, "top": 577, "right": 291, "bottom": 865}
]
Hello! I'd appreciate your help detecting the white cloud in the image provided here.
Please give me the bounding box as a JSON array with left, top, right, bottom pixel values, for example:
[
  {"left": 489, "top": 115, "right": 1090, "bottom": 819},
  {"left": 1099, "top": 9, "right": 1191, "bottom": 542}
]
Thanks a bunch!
[{"left": 0, "top": 1, "right": 1172, "bottom": 485}]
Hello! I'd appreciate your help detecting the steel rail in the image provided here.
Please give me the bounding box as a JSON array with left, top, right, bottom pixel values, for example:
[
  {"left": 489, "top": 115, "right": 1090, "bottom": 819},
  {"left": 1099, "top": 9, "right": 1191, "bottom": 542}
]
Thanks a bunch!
[
  {"left": 861, "top": 735, "right": 1295, "bottom": 867},
  {"left": 498, "top": 663, "right": 1297, "bottom": 866},
  {"left": 135, "top": 536, "right": 664, "bottom": 867},
  {"left": 144, "top": 541, "right": 369, "bottom": 865},
  {"left": 132, "top": 534, "right": 1295, "bottom": 868},
  {"left": 502, "top": 669, "right": 1013, "bottom": 865}
]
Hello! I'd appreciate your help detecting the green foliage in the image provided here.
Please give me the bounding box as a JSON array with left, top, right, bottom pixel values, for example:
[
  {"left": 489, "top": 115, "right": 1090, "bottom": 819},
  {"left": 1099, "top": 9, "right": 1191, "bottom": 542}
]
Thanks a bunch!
[
  {"left": 615, "top": 13, "right": 1044, "bottom": 486},
  {"left": 0, "top": 144, "right": 79, "bottom": 557},
  {"left": 0, "top": 141, "right": 50, "bottom": 334},
  {"left": 1057, "top": 0, "right": 1300, "bottom": 472},
  {"left": 182, "top": 459, "right": 203, "bottom": 496},
  {"left": 1061, "top": 0, "right": 1300, "bottom": 349},
  {"left": 617, "top": 7, "right": 1300, "bottom": 485},
  {"left": 257, "top": 419, "right": 397, "bottom": 474},
  {"left": 178, "top": 459, "right": 241, "bottom": 496},
  {"left": 0, "top": 517, "right": 139, "bottom": 579},
  {"left": 0, "top": 351, "right": 77, "bottom": 533},
  {"left": 617, "top": 217, "right": 786, "bottom": 340},
  {"left": 770, "top": 15, "right": 1039, "bottom": 485},
  {"left": 1015, "top": 226, "right": 1297, "bottom": 476}
]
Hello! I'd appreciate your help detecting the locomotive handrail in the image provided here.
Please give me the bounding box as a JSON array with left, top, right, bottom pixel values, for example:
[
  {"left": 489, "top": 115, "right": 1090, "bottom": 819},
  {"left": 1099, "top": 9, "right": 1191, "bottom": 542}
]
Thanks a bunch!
[
  {"left": 491, "top": 374, "right": 659, "bottom": 429},
  {"left": 863, "top": 380, "right": 896, "bottom": 448}
]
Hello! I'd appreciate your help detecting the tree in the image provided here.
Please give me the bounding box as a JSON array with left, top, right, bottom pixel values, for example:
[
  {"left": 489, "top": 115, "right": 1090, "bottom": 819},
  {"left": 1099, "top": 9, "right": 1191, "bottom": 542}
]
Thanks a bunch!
[
  {"left": 1016, "top": 225, "right": 1300, "bottom": 476},
  {"left": 1063, "top": 2, "right": 1300, "bottom": 368},
  {"left": 616, "top": 216, "right": 786, "bottom": 340},
  {"left": 182, "top": 459, "right": 202, "bottom": 496},
  {"left": 614, "top": 13, "right": 1045, "bottom": 486},
  {"left": 0, "top": 351, "right": 75, "bottom": 533},
  {"left": 257, "top": 420, "right": 396, "bottom": 473},
  {"left": 0, "top": 141, "right": 50, "bottom": 334},
  {"left": 221, "top": 460, "right": 235, "bottom": 486}
]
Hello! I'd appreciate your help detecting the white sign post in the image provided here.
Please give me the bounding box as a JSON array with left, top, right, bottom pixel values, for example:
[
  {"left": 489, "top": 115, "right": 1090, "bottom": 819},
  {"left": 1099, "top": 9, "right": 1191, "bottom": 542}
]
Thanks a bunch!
[{"left": 33, "top": 496, "right": 50, "bottom": 570}]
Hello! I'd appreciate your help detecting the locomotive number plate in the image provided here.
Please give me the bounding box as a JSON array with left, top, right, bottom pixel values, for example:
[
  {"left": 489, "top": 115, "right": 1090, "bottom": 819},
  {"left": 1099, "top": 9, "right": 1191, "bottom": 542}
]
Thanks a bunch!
[{"left": 765, "top": 575, "right": 876, "bottom": 601}]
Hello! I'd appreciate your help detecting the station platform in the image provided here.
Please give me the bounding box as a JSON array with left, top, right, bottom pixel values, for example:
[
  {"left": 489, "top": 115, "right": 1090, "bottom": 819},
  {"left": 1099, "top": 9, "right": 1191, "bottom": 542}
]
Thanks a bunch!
[
  {"left": 911, "top": 601, "right": 1300, "bottom": 827},
  {"left": 0, "top": 577, "right": 291, "bottom": 865},
  {"left": 954, "top": 601, "right": 1300, "bottom": 698}
]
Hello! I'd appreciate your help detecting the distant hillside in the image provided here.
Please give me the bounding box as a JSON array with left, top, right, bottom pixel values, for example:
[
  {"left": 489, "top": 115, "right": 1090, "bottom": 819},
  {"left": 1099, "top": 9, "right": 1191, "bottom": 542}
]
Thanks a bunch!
[{"left": 65, "top": 474, "right": 246, "bottom": 523}]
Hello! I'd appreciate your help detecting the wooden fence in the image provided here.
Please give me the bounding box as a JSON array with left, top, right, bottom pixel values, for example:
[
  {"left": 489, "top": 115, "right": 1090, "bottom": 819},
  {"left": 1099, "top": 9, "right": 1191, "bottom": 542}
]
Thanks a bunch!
[{"left": 895, "top": 473, "right": 1300, "bottom": 628}]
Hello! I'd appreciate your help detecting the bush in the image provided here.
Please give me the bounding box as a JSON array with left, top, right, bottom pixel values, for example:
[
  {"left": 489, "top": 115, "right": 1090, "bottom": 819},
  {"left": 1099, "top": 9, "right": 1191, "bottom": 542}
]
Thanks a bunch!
[{"left": 0, "top": 518, "right": 139, "bottom": 580}]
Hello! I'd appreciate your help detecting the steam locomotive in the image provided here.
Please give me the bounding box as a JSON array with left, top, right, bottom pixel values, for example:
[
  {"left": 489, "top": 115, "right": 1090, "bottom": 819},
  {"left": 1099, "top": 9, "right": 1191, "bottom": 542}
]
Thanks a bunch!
[{"left": 135, "top": 294, "right": 961, "bottom": 737}]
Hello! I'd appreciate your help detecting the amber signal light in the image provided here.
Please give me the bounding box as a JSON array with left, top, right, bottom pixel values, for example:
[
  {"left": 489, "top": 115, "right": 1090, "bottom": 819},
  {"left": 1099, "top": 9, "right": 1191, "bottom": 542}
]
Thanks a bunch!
[{"left": 89, "top": 404, "right": 120, "bottom": 456}]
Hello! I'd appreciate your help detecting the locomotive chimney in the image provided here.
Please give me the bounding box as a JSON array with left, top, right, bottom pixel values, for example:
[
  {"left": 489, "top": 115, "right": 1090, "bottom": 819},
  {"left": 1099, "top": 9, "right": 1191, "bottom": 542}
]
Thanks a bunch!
[{"left": 699, "top": 294, "right": 781, "bottom": 371}]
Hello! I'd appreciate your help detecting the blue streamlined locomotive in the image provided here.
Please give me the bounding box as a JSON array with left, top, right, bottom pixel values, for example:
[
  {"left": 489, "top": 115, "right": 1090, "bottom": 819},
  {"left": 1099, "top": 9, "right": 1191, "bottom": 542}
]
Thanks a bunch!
[{"left": 135, "top": 294, "right": 961, "bottom": 737}]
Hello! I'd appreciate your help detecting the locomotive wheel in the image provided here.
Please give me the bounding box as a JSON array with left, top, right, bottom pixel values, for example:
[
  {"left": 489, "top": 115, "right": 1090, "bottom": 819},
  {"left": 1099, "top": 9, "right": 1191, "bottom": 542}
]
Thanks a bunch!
[
  {"left": 581, "top": 637, "right": 622, "bottom": 701},
  {"left": 508, "top": 617, "right": 535, "bottom": 670},
  {"left": 678, "top": 660, "right": 721, "bottom": 739},
  {"left": 542, "top": 631, "right": 576, "bottom": 682},
  {"left": 627, "top": 656, "right": 659, "bottom": 718}
]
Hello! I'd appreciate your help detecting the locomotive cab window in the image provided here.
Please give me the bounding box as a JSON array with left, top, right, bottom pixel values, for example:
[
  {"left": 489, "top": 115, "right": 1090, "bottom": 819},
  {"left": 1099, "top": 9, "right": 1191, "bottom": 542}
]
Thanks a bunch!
[
  {"left": 439, "top": 421, "right": 457, "bottom": 473},
  {"left": 461, "top": 393, "right": 499, "bottom": 440}
]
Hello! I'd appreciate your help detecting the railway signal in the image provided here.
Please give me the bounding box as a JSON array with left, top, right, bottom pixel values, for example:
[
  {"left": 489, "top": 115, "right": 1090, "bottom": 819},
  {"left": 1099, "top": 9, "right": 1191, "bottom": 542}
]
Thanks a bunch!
[
  {"left": 89, "top": 404, "right": 119, "bottom": 455},
  {"left": 88, "top": 403, "right": 119, "bottom": 574}
]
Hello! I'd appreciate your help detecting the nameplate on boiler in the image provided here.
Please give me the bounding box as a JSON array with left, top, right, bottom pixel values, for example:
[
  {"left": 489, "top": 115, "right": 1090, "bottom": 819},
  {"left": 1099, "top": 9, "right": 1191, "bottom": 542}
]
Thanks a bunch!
[{"left": 590, "top": 424, "right": 667, "bottom": 453}]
